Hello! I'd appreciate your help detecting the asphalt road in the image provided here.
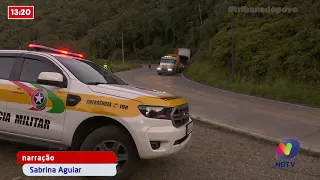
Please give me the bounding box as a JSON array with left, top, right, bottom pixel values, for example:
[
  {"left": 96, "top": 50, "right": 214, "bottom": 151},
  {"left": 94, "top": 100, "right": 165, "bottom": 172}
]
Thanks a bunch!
[
  {"left": 115, "top": 65, "right": 320, "bottom": 151},
  {"left": 1, "top": 121, "right": 319, "bottom": 180},
  {"left": 1, "top": 66, "right": 319, "bottom": 180}
]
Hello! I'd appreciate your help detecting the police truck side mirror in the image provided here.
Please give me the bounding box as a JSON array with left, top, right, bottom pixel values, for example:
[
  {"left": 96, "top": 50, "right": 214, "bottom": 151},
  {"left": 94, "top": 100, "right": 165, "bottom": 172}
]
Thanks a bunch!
[{"left": 37, "top": 72, "right": 67, "bottom": 88}]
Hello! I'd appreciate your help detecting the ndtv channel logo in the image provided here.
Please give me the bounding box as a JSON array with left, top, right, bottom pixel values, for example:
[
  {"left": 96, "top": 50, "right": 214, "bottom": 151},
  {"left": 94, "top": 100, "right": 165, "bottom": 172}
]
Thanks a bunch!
[{"left": 275, "top": 139, "right": 300, "bottom": 168}]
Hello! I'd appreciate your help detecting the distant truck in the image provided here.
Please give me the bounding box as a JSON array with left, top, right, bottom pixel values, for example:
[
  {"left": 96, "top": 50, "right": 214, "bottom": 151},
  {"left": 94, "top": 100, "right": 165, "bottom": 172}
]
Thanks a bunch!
[
  {"left": 157, "top": 48, "right": 191, "bottom": 75},
  {"left": 157, "top": 54, "right": 180, "bottom": 75},
  {"left": 178, "top": 48, "right": 191, "bottom": 67}
]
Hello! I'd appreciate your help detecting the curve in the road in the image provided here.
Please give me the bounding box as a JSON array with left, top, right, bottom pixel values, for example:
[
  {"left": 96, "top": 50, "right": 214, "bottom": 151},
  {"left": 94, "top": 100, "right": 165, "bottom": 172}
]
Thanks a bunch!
[{"left": 116, "top": 65, "right": 320, "bottom": 153}]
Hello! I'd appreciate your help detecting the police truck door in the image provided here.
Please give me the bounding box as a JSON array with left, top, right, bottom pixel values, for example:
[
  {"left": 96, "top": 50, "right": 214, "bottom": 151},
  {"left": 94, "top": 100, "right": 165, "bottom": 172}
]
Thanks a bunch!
[
  {"left": 6, "top": 55, "right": 68, "bottom": 141},
  {"left": 0, "top": 55, "right": 20, "bottom": 132}
]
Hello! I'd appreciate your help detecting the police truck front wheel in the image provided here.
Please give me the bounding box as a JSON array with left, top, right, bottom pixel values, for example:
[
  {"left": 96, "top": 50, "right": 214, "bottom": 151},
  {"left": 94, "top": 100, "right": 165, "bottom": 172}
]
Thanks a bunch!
[{"left": 80, "top": 126, "right": 139, "bottom": 180}]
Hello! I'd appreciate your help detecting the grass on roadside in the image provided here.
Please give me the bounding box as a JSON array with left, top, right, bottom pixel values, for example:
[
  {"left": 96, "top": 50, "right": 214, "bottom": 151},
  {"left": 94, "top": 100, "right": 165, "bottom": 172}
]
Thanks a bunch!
[
  {"left": 185, "top": 61, "right": 320, "bottom": 107},
  {"left": 88, "top": 57, "right": 142, "bottom": 72},
  {"left": 110, "top": 63, "right": 142, "bottom": 72}
]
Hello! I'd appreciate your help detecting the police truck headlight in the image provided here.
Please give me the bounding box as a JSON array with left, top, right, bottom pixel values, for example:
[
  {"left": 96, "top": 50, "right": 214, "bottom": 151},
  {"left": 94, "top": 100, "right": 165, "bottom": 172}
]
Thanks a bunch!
[
  {"left": 157, "top": 67, "right": 161, "bottom": 70},
  {"left": 168, "top": 68, "right": 172, "bottom": 71},
  {"left": 138, "top": 105, "right": 173, "bottom": 120}
]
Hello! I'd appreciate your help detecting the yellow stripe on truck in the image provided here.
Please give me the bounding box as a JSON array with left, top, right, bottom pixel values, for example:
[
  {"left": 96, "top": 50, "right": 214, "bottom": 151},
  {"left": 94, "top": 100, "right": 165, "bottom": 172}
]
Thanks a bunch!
[
  {"left": 6, "top": 84, "right": 142, "bottom": 117},
  {"left": 4, "top": 84, "right": 187, "bottom": 117},
  {"left": 133, "top": 96, "right": 187, "bottom": 107},
  {"left": 0, "top": 86, "right": 8, "bottom": 101},
  {"left": 67, "top": 93, "right": 143, "bottom": 117}
]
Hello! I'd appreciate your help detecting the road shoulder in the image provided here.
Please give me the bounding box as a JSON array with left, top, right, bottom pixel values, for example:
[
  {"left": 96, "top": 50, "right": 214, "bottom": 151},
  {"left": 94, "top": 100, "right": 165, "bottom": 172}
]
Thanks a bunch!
[{"left": 182, "top": 72, "right": 320, "bottom": 154}]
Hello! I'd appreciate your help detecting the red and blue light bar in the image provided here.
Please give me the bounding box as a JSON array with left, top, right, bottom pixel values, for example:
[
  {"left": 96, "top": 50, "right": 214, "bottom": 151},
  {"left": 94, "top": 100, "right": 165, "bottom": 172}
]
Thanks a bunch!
[{"left": 28, "top": 44, "right": 84, "bottom": 58}]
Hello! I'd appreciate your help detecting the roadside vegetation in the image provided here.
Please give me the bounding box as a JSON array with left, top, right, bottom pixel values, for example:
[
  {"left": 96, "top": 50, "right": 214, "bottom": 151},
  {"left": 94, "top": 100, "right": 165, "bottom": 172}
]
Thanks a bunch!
[
  {"left": 185, "top": 62, "right": 320, "bottom": 107},
  {"left": 184, "top": 0, "right": 320, "bottom": 107},
  {"left": 111, "top": 63, "right": 142, "bottom": 73},
  {"left": 87, "top": 57, "right": 142, "bottom": 72},
  {"left": 0, "top": 0, "right": 319, "bottom": 106}
]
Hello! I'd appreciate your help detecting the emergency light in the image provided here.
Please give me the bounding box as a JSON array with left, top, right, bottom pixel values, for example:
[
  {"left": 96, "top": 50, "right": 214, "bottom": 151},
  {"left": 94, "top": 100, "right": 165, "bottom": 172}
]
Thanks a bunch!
[{"left": 28, "top": 44, "right": 84, "bottom": 58}]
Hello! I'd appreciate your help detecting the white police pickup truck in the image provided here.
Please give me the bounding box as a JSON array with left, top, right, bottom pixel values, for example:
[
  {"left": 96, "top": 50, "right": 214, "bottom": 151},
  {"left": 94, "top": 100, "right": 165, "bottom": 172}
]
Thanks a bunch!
[{"left": 0, "top": 44, "right": 193, "bottom": 179}]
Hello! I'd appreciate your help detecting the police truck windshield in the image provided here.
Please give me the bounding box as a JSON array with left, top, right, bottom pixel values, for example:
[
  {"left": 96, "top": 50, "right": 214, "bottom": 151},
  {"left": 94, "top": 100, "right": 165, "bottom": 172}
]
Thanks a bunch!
[{"left": 54, "top": 55, "right": 127, "bottom": 85}]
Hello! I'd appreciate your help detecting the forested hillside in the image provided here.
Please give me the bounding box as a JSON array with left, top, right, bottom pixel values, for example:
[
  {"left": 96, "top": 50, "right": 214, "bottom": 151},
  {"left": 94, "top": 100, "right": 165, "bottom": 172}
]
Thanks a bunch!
[
  {"left": 1, "top": 0, "right": 208, "bottom": 60},
  {"left": 184, "top": 0, "right": 320, "bottom": 106},
  {"left": 0, "top": 0, "right": 319, "bottom": 106}
]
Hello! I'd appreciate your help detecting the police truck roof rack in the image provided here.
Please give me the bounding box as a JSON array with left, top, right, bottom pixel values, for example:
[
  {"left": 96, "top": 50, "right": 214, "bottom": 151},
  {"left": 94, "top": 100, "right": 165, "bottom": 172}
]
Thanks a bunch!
[{"left": 28, "top": 44, "right": 84, "bottom": 58}]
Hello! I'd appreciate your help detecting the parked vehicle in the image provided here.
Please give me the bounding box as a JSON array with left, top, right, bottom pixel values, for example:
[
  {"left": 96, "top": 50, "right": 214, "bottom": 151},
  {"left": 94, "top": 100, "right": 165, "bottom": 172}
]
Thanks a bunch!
[{"left": 0, "top": 44, "right": 193, "bottom": 179}]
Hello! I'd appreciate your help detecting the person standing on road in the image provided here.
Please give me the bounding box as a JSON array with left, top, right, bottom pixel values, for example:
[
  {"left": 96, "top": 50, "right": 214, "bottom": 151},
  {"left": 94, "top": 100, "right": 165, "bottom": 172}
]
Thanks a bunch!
[
  {"left": 103, "top": 62, "right": 108, "bottom": 69},
  {"left": 149, "top": 61, "right": 151, "bottom": 69}
]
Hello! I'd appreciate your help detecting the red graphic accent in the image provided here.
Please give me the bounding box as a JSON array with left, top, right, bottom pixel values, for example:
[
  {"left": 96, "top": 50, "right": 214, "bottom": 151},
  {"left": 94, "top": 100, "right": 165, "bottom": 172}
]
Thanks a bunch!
[
  {"left": 11, "top": 81, "right": 45, "bottom": 111},
  {"left": 29, "top": 106, "right": 45, "bottom": 111},
  {"left": 17, "top": 151, "right": 117, "bottom": 164},
  {"left": 11, "top": 81, "right": 34, "bottom": 95}
]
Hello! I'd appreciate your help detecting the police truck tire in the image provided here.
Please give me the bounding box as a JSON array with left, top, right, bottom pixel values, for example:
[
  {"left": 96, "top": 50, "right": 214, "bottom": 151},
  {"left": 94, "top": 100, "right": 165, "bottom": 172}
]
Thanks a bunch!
[{"left": 80, "top": 126, "right": 139, "bottom": 180}]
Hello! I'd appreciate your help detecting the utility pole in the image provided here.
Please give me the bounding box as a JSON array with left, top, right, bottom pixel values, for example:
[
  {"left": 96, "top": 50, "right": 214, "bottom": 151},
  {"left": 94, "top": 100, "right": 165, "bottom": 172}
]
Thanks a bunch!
[
  {"left": 231, "top": 12, "right": 236, "bottom": 80},
  {"left": 122, "top": 33, "right": 124, "bottom": 64},
  {"left": 198, "top": 3, "right": 202, "bottom": 25}
]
